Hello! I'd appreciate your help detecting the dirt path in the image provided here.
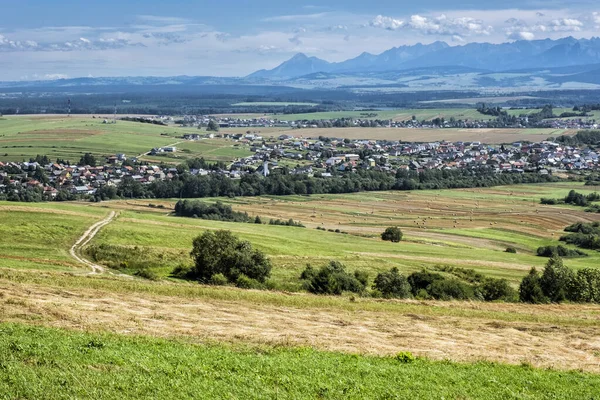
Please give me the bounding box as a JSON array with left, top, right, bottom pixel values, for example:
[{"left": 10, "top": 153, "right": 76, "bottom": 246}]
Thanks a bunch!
[{"left": 69, "top": 211, "right": 116, "bottom": 274}]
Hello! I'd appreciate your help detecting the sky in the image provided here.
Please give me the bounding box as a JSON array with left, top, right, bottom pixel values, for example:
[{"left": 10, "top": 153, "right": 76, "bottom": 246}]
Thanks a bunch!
[{"left": 0, "top": 0, "right": 599, "bottom": 80}]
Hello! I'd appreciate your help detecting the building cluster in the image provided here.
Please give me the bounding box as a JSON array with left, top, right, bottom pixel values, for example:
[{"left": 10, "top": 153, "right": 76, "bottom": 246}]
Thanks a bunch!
[
  {"left": 1, "top": 135, "right": 599, "bottom": 198},
  {"left": 175, "top": 115, "right": 598, "bottom": 131}
]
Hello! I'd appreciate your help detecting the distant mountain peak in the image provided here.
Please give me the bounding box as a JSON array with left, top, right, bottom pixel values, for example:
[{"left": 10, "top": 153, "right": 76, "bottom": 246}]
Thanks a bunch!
[{"left": 249, "top": 37, "right": 600, "bottom": 80}]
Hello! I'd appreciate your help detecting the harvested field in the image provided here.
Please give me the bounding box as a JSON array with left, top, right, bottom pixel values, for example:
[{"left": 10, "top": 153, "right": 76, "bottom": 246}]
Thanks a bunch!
[
  {"left": 1, "top": 274, "right": 600, "bottom": 372},
  {"left": 287, "top": 127, "right": 575, "bottom": 143}
]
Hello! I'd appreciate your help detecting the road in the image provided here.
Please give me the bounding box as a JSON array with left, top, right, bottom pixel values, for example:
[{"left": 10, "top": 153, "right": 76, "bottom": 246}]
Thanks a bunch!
[{"left": 69, "top": 211, "right": 116, "bottom": 274}]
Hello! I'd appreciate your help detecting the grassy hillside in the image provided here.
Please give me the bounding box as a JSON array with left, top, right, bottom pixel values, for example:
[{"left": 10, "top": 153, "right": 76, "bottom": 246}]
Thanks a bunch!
[
  {"left": 2, "top": 182, "right": 600, "bottom": 288},
  {"left": 2, "top": 323, "right": 598, "bottom": 399},
  {"left": 0, "top": 116, "right": 197, "bottom": 162}
]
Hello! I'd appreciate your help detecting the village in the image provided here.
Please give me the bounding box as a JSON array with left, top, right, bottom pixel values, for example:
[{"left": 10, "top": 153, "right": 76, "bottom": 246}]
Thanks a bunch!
[
  {"left": 0, "top": 131, "right": 598, "bottom": 200},
  {"left": 175, "top": 113, "right": 599, "bottom": 131}
]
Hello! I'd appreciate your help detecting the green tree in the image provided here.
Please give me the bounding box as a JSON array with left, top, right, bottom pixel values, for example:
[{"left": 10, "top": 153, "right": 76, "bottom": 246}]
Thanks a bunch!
[
  {"left": 381, "top": 226, "right": 403, "bottom": 243},
  {"left": 540, "top": 256, "right": 575, "bottom": 303},
  {"left": 519, "top": 268, "right": 547, "bottom": 304},
  {"left": 188, "top": 230, "right": 271, "bottom": 284},
  {"left": 78, "top": 153, "right": 97, "bottom": 167},
  {"left": 372, "top": 267, "right": 412, "bottom": 299},
  {"left": 207, "top": 120, "right": 220, "bottom": 132}
]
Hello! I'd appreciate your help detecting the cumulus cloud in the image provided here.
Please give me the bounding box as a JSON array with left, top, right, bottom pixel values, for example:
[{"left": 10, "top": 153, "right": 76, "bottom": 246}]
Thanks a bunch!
[
  {"left": 547, "top": 18, "right": 583, "bottom": 31},
  {"left": 504, "top": 15, "right": 585, "bottom": 40},
  {"left": 0, "top": 34, "right": 39, "bottom": 50},
  {"left": 507, "top": 31, "right": 535, "bottom": 41},
  {"left": 370, "top": 15, "right": 405, "bottom": 30},
  {"left": 0, "top": 33, "right": 144, "bottom": 52},
  {"left": 370, "top": 14, "right": 492, "bottom": 36}
]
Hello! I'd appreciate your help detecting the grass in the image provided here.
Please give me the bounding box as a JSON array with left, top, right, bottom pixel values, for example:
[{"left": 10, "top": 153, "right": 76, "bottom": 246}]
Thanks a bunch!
[
  {"left": 3, "top": 182, "right": 599, "bottom": 289},
  {"left": 0, "top": 116, "right": 202, "bottom": 162},
  {"left": 2, "top": 323, "right": 599, "bottom": 399}
]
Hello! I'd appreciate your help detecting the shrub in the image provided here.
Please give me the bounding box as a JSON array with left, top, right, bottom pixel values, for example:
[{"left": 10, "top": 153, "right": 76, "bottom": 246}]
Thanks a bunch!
[
  {"left": 505, "top": 247, "right": 517, "bottom": 254},
  {"left": 536, "top": 245, "right": 587, "bottom": 258},
  {"left": 171, "top": 264, "right": 193, "bottom": 279},
  {"left": 175, "top": 200, "right": 251, "bottom": 222},
  {"left": 208, "top": 273, "right": 229, "bottom": 286},
  {"left": 235, "top": 274, "right": 263, "bottom": 289},
  {"left": 479, "top": 278, "right": 517, "bottom": 302},
  {"left": 187, "top": 230, "right": 272, "bottom": 284},
  {"left": 427, "top": 279, "right": 474, "bottom": 300},
  {"left": 381, "top": 226, "right": 403, "bottom": 243},
  {"left": 301, "top": 261, "right": 366, "bottom": 295},
  {"left": 519, "top": 267, "right": 547, "bottom": 304},
  {"left": 134, "top": 268, "right": 158, "bottom": 281},
  {"left": 372, "top": 267, "right": 412, "bottom": 299},
  {"left": 395, "top": 351, "right": 415, "bottom": 364},
  {"left": 407, "top": 271, "right": 444, "bottom": 296}
]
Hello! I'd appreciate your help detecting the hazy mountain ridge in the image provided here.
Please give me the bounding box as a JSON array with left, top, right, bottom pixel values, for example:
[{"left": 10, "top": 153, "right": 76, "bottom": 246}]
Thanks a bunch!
[{"left": 251, "top": 37, "right": 600, "bottom": 79}]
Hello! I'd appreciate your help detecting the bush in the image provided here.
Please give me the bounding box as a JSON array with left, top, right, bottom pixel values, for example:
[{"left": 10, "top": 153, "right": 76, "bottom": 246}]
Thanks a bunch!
[
  {"left": 235, "top": 274, "right": 263, "bottom": 289},
  {"left": 186, "top": 230, "right": 272, "bottom": 284},
  {"left": 134, "top": 268, "right": 158, "bottom": 281},
  {"left": 505, "top": 247, "right": 517, "bottom": 254},
  {"left": 208, "top": 273, "right": 229, "bottom": 286},
  {"left": 407, "top": 271, "right": 444, "bottom": 296},
  {"left": 427, "top": 279, "right": 474, "bottom": 300},
  {"left": 300, "top": 261, "right": 366, "bottom": 295},
  {"left": 372, "top": 267, "right": 412, "bottom": 299},
  {"left": 519, "top": 268, "right": 547, "bottom": 304},
  {"left": 175, "top": 200, "right": 251, "bottom": 222},
  {"left": 478, "top": 278, "right": 517, "bottom": 302},
  {"left": 171, "top": 264, "right": 193, "bottom": 279},
  {"left": 395, "top": 351, "right": 416, "bottom": 364},
  {"left": 381, "top": 226, "right": 403, "bottom": 243},
  {"left": 536, "top": 245, "right": 587, "bottom": 258}
]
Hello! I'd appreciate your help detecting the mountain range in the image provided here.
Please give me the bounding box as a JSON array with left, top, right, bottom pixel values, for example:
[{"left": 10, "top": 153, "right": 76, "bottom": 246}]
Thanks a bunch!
[
  {"left": 248, "top": 37, "right": 600, "bottom": 80},
  {"left": 2, "top": 36, "right": 600, "bottom": 93}
]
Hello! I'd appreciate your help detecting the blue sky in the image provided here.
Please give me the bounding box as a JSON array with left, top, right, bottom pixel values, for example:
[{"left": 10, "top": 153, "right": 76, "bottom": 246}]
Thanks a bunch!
[{"left": 1, "top": 0, "right": 599, "bottom": 80}]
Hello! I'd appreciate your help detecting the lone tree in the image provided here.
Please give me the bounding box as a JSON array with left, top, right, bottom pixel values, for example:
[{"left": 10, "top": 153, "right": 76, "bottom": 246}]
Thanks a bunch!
[
  {"left": 381, "top": 226, "right": 403, "bottom": 243},
  {"left": 206, "top": 120, "right": 220, "bottom": 132},
  {"left": 189, "top": 230, "right": 271, "bottom": 284}
]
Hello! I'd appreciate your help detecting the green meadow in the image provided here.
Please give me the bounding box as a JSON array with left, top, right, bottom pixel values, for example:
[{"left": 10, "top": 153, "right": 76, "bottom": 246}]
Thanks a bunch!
[{"left": 1, "top": 323, "right": 598, "bottom": 400}]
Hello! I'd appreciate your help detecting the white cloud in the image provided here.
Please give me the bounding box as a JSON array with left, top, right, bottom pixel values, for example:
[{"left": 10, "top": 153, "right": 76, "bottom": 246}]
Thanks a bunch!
[
  {"left": 370, "top": 15, "right": 405, "bottom": 30},
  {"left": 508, "top": 31, "right": 535, "bottom": 40},
  {"left": 548, "top": 18, "right": 583, "bottom": 31},
  {"left": 262, "top": 13, "right": 329, "bottom": 22},
  {"left": 136, "top": 15, "right": 190, "bottom": 24},
  {"left": 370, "top": 14, "right": 492, "bottom": 36},
  {"left": 594, "top": 12, "right": 600, "bottom": 25}
]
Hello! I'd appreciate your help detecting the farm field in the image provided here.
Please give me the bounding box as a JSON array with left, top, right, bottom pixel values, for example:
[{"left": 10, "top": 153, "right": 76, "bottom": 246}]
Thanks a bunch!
[
  {"left": 0, "top": 115, "right": 579, "bottom": 165},
  {"left": 3, "top": 182, "right": 600, "bottom": 286},
  {"left": 269, "top": 108, "right": 498, "bottom": 122},
  {"left": 2, "top": 182, "right": 600, "bottom": 394},
  {"left": 0, "top": 115, "right": 199, "bottom": 162},
  {"left": 277, "top": 127, "right": 574, "bottom": 143}
]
